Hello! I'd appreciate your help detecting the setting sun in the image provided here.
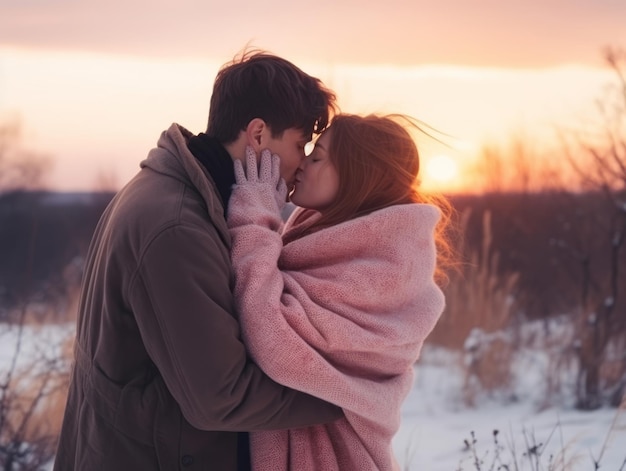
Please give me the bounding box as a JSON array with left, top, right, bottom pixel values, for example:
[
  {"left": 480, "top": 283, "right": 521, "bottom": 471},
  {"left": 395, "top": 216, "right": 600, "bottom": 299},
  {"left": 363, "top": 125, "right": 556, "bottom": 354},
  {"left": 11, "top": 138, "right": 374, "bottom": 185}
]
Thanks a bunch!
[{"left": 424, "top": 154, "right": 460, "bottom": 187}]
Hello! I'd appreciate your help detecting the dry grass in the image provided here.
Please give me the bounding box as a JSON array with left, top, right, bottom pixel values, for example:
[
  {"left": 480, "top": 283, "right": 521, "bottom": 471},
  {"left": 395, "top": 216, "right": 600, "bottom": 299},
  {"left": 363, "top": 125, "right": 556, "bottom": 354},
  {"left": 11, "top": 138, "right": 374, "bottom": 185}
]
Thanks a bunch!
[
  {"left": 430, "top": 209, "right": 519, "bottom": 349},
  {"left": 427, "top": 209, "right": 521, "bottom": 404}
]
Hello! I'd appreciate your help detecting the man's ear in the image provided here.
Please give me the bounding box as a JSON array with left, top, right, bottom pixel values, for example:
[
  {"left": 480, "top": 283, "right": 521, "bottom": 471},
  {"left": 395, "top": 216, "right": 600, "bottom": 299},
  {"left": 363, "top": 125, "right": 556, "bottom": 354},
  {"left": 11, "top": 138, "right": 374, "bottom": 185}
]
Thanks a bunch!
[{"left": 245, "top": 118, "right": 267, "bottom": 152}]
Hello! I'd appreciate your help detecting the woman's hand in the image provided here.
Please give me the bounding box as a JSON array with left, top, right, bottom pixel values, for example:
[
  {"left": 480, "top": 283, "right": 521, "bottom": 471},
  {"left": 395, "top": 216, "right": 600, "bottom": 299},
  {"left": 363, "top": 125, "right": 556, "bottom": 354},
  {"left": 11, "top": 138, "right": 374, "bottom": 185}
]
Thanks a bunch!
[
  {"left": 234, "top": 146, "right": 288, "bottom": 211},
  {"left": 227, "top": 146, "right": 288, "bottom": 231}
]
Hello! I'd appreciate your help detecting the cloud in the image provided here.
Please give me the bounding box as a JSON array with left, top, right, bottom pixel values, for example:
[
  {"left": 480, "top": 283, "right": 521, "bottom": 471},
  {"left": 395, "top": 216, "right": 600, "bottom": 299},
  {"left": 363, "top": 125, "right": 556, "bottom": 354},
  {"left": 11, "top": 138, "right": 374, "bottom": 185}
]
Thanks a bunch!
[{"left": 0, "top": 0, "right": 625, "bottom": 67}]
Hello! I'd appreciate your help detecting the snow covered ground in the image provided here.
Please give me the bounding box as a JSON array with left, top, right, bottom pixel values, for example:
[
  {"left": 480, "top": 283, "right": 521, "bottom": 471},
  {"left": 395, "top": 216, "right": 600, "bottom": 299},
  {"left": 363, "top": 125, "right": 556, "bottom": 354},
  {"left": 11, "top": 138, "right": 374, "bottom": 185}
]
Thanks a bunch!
[
  {"left": 393, "top": 346, "right": 626, "bottom": 470},
  {"left": 1, "top": 322, "right": 625, "bottom": 470}
]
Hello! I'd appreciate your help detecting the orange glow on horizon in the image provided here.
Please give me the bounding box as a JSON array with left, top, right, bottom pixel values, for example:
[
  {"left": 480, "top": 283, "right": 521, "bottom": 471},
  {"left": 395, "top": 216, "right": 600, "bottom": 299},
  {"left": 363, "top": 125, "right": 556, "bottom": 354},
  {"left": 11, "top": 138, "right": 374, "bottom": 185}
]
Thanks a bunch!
[{"left": 0, "top": 47, "right": 617, "bottom": 193}]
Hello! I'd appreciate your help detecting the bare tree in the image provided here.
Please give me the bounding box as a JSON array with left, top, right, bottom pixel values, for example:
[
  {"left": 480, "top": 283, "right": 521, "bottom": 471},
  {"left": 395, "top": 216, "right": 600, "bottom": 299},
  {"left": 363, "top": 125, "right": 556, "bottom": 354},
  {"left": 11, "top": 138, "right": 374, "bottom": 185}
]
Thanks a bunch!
[
  {"left": 0, "top": 119, "right": 51, "bottom": 194},
  {"left": 473, "top": 143, "right": 507, "bottom": 193},
  {"left": 557, "top": 47, "right": 626, "bottom": 409},
  {"left": 470, "top": 133, "right": 565, "bottom": 194},
  {"left": 92, "top": 167, "right": 120, "bottom": 193}
]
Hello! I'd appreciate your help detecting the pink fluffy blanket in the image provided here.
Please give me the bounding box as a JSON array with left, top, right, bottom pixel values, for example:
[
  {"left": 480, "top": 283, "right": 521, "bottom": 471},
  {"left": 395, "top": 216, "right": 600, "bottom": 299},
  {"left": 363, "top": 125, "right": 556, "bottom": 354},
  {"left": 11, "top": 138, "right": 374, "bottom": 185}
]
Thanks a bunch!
[{"left": 228, "top": 189, "right": 445, "bottom": 471}]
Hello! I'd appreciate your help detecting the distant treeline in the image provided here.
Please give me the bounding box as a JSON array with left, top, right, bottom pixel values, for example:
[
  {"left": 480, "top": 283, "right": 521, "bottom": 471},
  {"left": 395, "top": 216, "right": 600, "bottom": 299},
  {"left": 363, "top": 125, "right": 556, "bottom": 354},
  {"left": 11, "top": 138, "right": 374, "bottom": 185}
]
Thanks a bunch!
[
  {"left": 0, "top": 191, "right": 114, "bottom": 311},
  {"left": 0, "top": 190, "right": 621, "bottom": 321},
  {"left": 449, "top": 191, "right": 615, "bottom": 319}
]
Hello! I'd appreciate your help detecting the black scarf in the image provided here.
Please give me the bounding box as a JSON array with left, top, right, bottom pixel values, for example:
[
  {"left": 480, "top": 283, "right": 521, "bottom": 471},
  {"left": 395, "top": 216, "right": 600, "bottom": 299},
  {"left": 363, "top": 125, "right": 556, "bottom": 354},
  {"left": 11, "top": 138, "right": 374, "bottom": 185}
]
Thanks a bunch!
[
  {"left": 186, "top": 133, "right": 251, "bottom": 471},
  {"left": 187, "top": 133, "right": 236, "bottom": 215},
  {"left": 187, "top": 133, "right": 251, "bottom": 471}
]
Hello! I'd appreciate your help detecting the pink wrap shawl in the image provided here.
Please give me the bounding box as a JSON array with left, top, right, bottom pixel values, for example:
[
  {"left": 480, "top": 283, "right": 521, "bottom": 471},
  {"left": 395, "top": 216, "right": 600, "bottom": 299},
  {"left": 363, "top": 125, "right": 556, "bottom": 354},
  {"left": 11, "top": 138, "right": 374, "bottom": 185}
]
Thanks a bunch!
[{"left": 227, "top": 185, "right": 445, "bottom": 471}]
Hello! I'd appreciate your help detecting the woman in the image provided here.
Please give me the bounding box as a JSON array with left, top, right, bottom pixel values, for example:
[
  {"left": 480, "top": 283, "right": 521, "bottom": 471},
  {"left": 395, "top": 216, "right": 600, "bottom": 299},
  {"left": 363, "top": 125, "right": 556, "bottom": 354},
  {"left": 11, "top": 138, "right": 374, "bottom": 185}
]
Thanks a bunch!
[{"left": 227, "top": 114, "right": 452, "bottom": 470}]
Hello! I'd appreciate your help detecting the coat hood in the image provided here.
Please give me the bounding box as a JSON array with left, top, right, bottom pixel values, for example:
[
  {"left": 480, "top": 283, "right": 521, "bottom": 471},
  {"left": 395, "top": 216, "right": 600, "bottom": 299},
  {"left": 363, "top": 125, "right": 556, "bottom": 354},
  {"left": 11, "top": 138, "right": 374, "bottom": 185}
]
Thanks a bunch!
[{"left": 141, "top": 123, "right": 227, "bottom": 223}]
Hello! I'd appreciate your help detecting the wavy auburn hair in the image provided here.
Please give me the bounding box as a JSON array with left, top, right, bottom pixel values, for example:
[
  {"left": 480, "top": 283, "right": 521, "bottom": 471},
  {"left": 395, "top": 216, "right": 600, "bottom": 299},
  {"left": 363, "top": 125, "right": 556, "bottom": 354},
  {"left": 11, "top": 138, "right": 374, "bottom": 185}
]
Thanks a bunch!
[{"left": 287, "top": 113, "right": 455, "bottom": 285}]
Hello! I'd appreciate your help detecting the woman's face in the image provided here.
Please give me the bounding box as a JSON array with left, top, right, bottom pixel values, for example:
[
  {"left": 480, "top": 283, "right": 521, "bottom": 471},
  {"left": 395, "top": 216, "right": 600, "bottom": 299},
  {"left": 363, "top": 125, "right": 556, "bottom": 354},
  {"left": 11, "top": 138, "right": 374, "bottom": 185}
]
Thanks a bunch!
[{"left": 289, "top": 130, "right": 339, "bottom": 211}]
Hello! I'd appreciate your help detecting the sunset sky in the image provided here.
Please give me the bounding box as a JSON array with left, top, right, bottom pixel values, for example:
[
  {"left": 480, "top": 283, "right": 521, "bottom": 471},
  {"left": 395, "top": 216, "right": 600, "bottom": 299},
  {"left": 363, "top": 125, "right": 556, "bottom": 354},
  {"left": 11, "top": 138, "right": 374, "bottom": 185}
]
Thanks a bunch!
[{"left": 1, "top": 0, "right": 625, "bottom": 192}]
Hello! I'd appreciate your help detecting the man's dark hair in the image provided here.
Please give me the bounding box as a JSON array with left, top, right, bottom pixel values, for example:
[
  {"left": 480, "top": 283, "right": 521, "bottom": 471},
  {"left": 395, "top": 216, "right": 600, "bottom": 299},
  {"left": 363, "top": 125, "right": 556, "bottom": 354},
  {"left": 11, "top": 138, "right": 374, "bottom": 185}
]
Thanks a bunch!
[{"left": 207, "top": 49, "right": 337, "bottom": 143}]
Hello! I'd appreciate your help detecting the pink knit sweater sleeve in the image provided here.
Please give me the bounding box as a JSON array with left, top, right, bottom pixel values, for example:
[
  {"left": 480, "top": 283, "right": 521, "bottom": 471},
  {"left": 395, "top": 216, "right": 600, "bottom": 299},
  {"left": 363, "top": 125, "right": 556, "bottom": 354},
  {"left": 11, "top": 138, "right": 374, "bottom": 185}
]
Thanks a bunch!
[{"left": 227, "top": 185, "right": 342, "bottom": 403}]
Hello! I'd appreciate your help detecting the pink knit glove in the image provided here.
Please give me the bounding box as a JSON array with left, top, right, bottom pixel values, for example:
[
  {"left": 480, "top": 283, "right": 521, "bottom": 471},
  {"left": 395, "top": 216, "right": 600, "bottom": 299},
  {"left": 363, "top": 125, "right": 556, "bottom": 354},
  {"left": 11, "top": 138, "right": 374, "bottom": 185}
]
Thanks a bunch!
[
  {"left": 233, "top": 146, "right": 288, "bottom": 208},
  {"left": 228, "top": 146, "right": 288, "bottom": 230}
]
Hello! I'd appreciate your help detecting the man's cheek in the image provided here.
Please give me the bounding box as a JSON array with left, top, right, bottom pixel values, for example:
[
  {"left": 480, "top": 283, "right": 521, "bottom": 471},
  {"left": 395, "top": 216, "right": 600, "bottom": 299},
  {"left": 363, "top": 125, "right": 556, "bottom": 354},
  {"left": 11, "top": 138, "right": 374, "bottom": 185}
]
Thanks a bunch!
[{"left": 281, "top": 162, "right": 294, "bottom": 178}]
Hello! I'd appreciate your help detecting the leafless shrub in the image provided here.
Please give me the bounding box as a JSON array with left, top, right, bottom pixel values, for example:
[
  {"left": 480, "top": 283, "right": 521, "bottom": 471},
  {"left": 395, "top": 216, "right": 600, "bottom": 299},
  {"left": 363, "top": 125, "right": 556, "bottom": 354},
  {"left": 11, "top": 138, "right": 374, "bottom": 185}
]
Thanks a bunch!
[
  {"left": 0, "top": 305, "right": 73, "bottom": 470},
  {"left": 462, "top": 330, "right": 515, "bottom": 407}
]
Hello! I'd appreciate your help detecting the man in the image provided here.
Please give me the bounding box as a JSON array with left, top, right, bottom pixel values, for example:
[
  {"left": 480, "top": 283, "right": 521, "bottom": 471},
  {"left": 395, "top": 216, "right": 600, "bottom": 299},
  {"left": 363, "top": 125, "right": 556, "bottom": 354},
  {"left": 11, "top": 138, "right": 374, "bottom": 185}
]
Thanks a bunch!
[{"left": 54, "top": 50, "right": 341, "bottom": 470}]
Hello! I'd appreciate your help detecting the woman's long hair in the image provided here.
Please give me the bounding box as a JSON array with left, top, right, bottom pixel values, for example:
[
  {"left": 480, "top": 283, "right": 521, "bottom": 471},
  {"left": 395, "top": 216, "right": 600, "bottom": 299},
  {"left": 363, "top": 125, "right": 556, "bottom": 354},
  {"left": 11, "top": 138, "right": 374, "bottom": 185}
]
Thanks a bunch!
[{"left": 286, "top": 113, "right": 455, "bottom": 285}]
